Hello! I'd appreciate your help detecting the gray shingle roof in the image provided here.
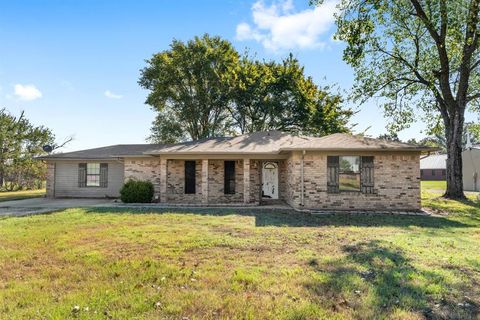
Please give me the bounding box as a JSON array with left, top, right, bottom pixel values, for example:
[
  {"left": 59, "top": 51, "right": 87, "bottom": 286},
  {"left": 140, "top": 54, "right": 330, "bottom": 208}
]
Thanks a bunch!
[
  {"left": 280, "top": 133, "right": 430, "bottom": 151},
  {"left": 37, "top": 144, "right": 163, "bottom": 160},
  {"left": 146, "top": 131, "right": 314, "bottom": 154},
  {"left": 38, "top": 131, "right": 433, "bottom": 160},
  {"left": 146, "top": 131, "right": 433, "bottom": 154}
]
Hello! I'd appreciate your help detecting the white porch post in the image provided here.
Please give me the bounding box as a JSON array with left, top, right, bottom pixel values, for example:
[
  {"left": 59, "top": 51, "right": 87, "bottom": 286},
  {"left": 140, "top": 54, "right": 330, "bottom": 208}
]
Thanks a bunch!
[
  {"left": 159, "top": 157, "right": 167, "bottom": 203},
  {"left": 202, "top": 159, "right": 209, "bottom": 204},
  {"left": 244, "top": 159, "right": 250, "bottom": 204}
]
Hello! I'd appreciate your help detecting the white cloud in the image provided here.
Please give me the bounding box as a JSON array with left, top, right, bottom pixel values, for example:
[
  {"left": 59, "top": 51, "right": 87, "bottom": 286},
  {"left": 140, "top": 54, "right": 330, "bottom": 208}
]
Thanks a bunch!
[
  {"left": 13, "top": 84, "right": 42, "bottom": 101},
  {"left": 236, "top": 0, "right": 338, "bottom": 51},
  {"left": 104, "top": 90, "right": 123, "bottom": 99}
]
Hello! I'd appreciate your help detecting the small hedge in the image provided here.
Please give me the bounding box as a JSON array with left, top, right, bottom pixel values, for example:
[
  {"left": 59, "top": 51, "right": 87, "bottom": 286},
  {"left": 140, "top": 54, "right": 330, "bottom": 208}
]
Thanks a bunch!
[{"left": 119, "top": 180, "right": 154, "bottom": 203}]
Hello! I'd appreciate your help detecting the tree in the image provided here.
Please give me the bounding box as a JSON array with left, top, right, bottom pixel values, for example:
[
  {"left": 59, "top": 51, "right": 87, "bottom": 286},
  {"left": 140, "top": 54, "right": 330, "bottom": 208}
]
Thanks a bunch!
[
  {"left": 408, "top": 122, "right": 480, "bottom": 152},
  {"left": 0, "top": 108, "right": 64, "bottom": 190},
  {"left": 307, "top": 85, "right": 354, "bottom": 136},
  {"left": 377, "top": 133, "right": 401, "bottom": 141},
  {"left": 140, "top": 34, "right": 354, "bottom": 143},
  {"left": 318, "top": 0, "right": 480, "bottom": 199},
  {"left": 147, "top": 107, "right": 187, "bottom": 144},
  {"left": 230, "top": 54, "right": 351, "bottom": 135},
  {"left": 139, "top": 34, "right": 239, "bottom": 142}
]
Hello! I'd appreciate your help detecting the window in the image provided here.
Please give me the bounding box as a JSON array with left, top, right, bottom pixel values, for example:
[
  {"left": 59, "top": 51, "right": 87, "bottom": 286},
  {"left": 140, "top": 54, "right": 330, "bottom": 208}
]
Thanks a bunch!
[
  {"left": 339, "top": 156, "right": 361, "bottom": 191},
  {"left": 224, "top": 161, "right": 235, "bottom": 194},
  {"left": 78, "top": 163, "right": 108, "bottom": 188},
  {"left": 185, "top": 161, "right": 196, "bottom": 194},
  {"left": 432, "top": 169, "right": 436, "bottom": 176},
  {"left": 86, "top": 163, "right": 100, "bottom": 186},
  {"left": 327, "top": 156, "right": 374, "bottom": 193}
]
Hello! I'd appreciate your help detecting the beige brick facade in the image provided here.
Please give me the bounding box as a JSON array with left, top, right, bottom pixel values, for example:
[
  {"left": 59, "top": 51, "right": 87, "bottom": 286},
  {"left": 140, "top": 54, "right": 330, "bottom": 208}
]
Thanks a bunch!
[
  {"left": 284, "top": 151, "right": 421, "bottom": 210},
  {"left": 46, "top": 162, "right": 55, "bottom": 197},
  {"left": 45, "top": 150, "right": 421, "bottom": 210},
  {"left": 124, "top": 158, "right": 161, "bottom": 198},
  {"left": 165, "top": 159, "right": 203, "bottom": 203},
  {"left": 121, "top": 153, "right": 421, "bottom": 210}
]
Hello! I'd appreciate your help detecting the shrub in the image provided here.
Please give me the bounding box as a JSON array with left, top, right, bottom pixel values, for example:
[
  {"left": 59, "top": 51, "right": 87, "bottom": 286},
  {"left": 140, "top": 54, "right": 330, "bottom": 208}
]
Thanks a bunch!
[{"left": 119, "top": 179, "right": 154, "bottom": 203}]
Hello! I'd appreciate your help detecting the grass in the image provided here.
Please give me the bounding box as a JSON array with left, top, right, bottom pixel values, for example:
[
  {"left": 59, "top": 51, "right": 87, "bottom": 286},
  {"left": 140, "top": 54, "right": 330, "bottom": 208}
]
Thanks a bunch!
[
  {"left": 0, "top": 188, "right": 45, "bottom": 202},
  {"left": 421, "top": 180, "right": 446, "bottom": 192},
  {"left": 0, "top": 185, "right": 479, "bottom": 319}
]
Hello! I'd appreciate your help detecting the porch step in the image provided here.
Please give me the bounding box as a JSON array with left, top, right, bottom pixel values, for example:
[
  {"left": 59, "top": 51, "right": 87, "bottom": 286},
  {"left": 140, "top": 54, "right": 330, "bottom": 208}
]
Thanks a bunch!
[{"left": 261, "top": 198, "right": 285, "bottom": 206}]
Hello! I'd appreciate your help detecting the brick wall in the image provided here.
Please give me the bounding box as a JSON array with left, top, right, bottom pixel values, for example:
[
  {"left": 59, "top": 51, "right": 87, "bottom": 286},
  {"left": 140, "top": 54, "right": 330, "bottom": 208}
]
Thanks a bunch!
[
  {"left": 121, "top": 152, "right": 420, "bottom": 210},
  {"left": 284, "top": 157, "right": 301, "bottom": 207},
  {"left": 249, "top": 160, "right": 261, "bottom": 204},
  {"left": 161, "top": 159, "right": 263, "bottom": 204},
  {"left": 166, "top": 159, "right": 203, "bottom": 203},
  {"left": 124, "top": 158, "right": 161, "bottom": 198},
  {"left": 286, "top": 151, "right": 421, "bottom": 210},
  {"left": 46, "top": 162, "right": 55, "bottom": 197},
  {"left": 207, "top": 160, "right": 244, "bottom": 203}
]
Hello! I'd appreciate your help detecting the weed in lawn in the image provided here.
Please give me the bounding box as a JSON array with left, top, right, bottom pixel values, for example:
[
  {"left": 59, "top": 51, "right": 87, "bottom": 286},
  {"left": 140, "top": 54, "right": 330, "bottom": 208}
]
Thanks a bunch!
[{"left": 0, "top": 188, "right": 479, "bottom": 319}]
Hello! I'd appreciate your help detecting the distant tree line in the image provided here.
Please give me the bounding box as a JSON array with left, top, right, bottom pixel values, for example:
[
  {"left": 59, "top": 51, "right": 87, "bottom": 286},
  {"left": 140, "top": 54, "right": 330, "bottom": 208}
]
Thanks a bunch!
[
  {"left": 139, "top": 34, "right": 354, "bottom": 143},
  {"left": 0, "top": 108, "right": 68, "bottom": 191},
  {"left": 378, "top": 122, "right": 480, "bottom": 153}
]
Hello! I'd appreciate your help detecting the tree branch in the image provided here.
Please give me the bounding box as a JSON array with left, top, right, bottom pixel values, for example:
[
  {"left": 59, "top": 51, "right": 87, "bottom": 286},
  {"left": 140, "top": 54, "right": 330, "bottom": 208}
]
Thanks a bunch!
[
  {"left": 52, "top": 136, "right": 74, "bottom": 151},
  {"left": 409, "top": 0, "right": 456, "bottom": 109}
]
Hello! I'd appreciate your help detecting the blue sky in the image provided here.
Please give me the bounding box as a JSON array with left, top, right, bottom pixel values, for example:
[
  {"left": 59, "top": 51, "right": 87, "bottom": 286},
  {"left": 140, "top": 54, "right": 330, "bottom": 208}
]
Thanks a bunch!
[{"left": 0, "top": 0, "right": 464, "bottom": 151}]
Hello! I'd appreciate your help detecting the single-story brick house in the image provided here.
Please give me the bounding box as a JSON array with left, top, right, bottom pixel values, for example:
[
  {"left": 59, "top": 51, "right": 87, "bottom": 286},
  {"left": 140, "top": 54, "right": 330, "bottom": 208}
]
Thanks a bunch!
[
  {"left": 39, "top": 131, "right": 432, "bottom": 210},
  {"left": 420, "top": 154, "right": 447, "bottom": 181}
]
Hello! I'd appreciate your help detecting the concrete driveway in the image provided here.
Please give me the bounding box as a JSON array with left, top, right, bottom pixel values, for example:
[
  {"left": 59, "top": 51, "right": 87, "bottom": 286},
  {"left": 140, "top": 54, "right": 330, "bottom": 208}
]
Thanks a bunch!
[{"left": 0, "top": 198, "right": 115, "bottom": 217}]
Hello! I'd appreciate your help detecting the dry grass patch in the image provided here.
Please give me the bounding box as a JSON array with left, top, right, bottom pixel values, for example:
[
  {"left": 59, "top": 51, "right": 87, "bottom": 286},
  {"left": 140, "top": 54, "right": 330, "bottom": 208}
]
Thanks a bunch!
[
  {"left": 0, "top": 195, "right": 479, "bottom": 319},
  {"left": 0, "top": 188, "right": 45, "bottom": 202}
]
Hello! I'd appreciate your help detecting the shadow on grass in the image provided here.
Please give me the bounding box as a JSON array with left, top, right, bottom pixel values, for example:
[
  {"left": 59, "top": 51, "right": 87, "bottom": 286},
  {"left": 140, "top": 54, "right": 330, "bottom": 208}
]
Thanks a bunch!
[
  {"left": 424, "top": 195, "right": 480, "bottom": 223},
  {"left": 83, "top": 207, "right": 472, "bottom": 229},
  {"left": 305, "top": 240, "right": 479, "bottom": 319}
]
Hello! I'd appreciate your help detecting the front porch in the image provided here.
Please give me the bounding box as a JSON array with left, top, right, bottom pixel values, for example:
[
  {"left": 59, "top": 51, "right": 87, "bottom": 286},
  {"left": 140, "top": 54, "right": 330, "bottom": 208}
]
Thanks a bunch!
[{"left": 156, "top": 158, "right": 288, "bottom": 206}]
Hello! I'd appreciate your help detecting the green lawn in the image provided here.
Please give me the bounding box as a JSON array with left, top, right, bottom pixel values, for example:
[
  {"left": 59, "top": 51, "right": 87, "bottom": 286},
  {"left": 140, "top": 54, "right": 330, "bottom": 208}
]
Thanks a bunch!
[
  {"left": 421, "top": 180, "right": 446, "bottom": 192},
  {"left": 0, "top": 189, "right": 45, "bottom": 202},
  {"left": 0, "top": 189, "right": 479, "bottom": 319}
]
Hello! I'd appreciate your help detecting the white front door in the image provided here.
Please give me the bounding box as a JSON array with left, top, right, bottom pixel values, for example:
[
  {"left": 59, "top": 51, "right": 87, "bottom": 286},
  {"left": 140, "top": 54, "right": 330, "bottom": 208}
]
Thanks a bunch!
[{"left": 262, "top": 162, "right": 278, "bottom": 199}]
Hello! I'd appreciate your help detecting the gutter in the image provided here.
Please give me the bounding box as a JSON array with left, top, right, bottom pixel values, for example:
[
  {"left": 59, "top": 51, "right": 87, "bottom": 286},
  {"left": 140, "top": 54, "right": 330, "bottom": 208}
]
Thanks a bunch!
[
  {"left": 279, "top": 147, "right": 435, "bottom": 152},
  {"left": 36, "top": 157, "right": 124, "bottom": 161}
]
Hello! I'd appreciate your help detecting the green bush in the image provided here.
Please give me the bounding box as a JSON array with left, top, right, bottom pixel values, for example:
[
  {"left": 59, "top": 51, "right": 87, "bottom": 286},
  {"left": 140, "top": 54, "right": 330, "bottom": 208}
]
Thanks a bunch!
[{"left": 119, "top": 180, "right": 154, "bottom": 203}]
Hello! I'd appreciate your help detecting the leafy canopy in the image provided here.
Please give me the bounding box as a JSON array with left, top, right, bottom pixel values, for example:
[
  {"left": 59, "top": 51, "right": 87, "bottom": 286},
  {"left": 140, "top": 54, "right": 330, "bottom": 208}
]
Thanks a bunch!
[
  {"left": 314, "top": 0, "right": 480, "bottom": 198},
  {"left": 0, "top": 108, "right": 56, "bottom": 190},
  {"left": 139, "top": 34, "right": 354, "bottom": 143}
]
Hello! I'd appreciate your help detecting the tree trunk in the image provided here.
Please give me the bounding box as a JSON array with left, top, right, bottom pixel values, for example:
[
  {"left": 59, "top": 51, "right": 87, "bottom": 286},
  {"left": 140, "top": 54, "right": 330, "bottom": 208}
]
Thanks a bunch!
[{"left": 444, "top": 110, "right": 466, "bottom": 199}]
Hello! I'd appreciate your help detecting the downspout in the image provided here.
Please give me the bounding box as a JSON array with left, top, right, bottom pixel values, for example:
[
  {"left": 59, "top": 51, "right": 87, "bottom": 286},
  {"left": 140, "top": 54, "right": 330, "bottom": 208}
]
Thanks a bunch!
[{"left": 300, "top": 150, "right": 305, "bottom": 207}]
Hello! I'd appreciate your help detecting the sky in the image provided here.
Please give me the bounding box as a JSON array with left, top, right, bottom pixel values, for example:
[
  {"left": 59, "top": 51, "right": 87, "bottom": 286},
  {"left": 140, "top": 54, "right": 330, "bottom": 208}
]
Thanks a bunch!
[{"left": 0, "top": 0, "right": 475, "bottom": 152}]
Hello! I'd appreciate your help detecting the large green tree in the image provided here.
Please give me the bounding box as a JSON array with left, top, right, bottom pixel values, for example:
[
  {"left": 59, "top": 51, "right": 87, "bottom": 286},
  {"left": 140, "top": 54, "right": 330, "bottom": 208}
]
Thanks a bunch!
[
  {"left": 141, "top": 34, "right": 353, "bottom": 142},
  {"left": 139, "top": 34, "right": 239, "bottom": 142},
  {"left": 0, "top": 108, "right": 61, "bottom": 190},
  {"left": 230, "top": 54, "right": 347, "bottom": 134},
  {"left": 231, "top": 54, "right": 352, "bottom": 135},
  {"left": 317, "top": 0, "right": 480, "bottom": 199}
]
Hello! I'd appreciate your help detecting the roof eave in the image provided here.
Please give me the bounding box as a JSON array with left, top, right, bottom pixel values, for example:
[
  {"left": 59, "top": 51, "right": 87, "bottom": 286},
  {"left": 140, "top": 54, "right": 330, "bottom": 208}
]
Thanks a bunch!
[
  {"left": 144, "top": 151, "right": 281, "bottom": 155},
  {"left": 36, "top": 156, "right": 124, "bottom": 161},
  {"left": 279, "top": 147, "right": 435, "bottom": 152}
]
